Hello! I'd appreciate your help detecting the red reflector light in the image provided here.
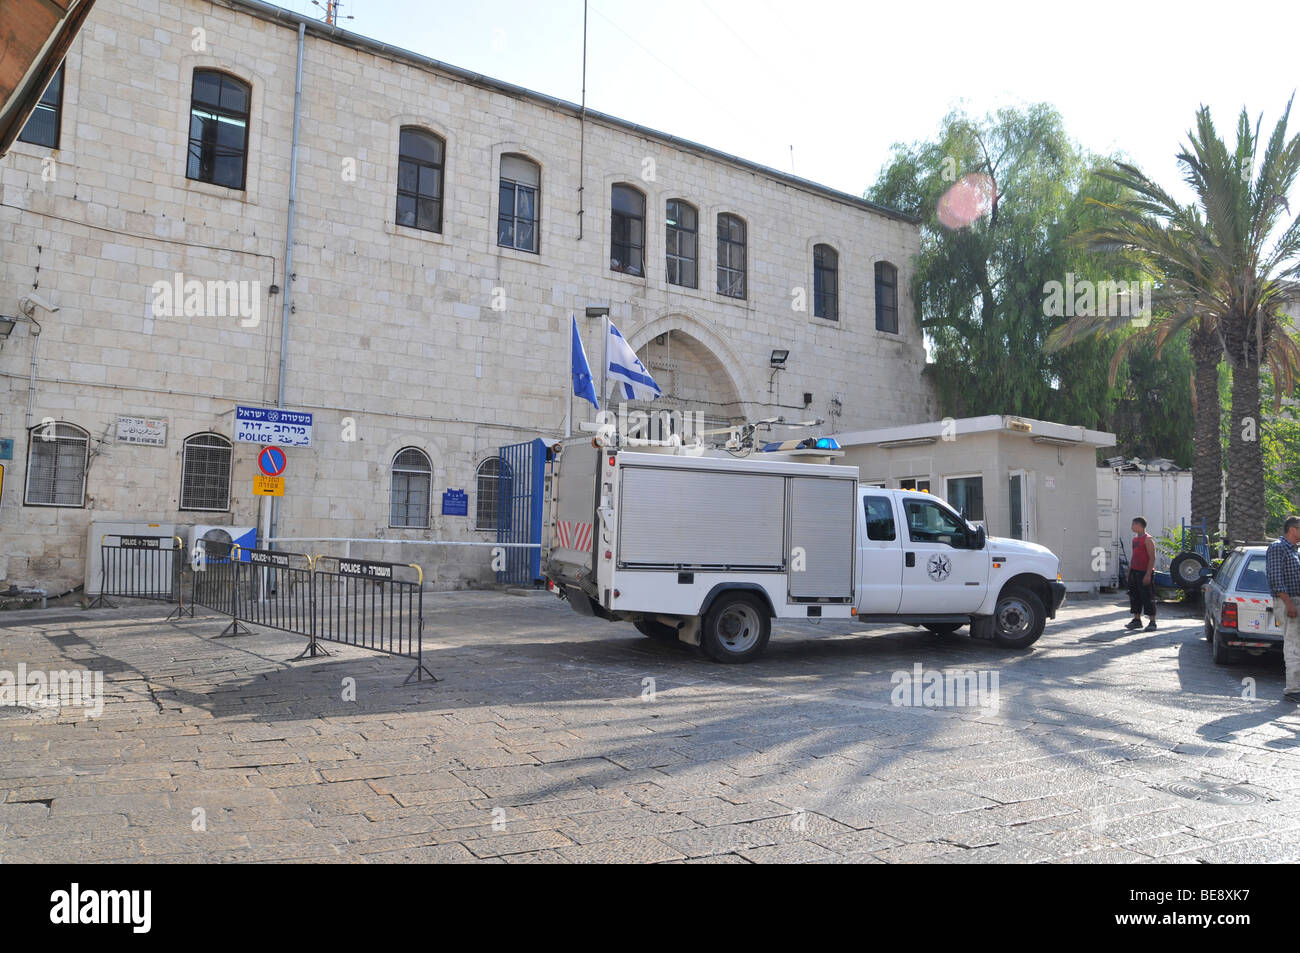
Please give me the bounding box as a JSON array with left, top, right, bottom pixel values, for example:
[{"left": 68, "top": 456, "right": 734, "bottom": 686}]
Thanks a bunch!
[
  {"left": 608, "top": 456, "right": 616, "bottom": 467},
  {"left": 604, "top": 550, "right": 612, "bottom": 560},
  {"left": 1221, "top": 603, "right": 1238, "bottom": 630}
]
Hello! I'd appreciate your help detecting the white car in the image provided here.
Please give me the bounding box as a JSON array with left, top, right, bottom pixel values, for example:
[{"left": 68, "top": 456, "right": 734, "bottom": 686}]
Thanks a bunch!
[{"left": 1203, "top": 545, "right": 1285, "bottom": 665}]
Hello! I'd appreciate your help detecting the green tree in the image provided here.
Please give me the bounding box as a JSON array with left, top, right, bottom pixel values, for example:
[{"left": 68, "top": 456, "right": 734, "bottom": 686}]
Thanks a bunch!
[
  {"left": 867, "top": 105, "right": 1133, "bottom": 427},
  {"left": 1105, "top": 330, "right": 1195, "bottom": 466}
]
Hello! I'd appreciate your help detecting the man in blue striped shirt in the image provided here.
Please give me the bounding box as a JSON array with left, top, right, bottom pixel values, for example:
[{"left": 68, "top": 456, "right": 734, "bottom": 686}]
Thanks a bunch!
[{"left": 1265, "top": 517, "right": 1300, "bottom": 703}]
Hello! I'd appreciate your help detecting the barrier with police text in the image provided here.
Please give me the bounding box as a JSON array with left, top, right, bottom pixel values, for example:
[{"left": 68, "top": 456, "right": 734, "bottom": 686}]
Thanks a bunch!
[{"left": 90, "top": 535, "right": 184, "bottom": 616}]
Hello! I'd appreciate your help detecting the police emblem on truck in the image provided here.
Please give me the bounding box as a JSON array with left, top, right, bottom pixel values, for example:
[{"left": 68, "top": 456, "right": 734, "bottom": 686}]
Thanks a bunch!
[{"left": 927, "top": 553, "right": 951, "bottom": 581}]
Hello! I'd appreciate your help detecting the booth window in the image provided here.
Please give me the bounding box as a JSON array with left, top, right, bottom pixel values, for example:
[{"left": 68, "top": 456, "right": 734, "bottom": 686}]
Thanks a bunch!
[
  {"left": 390, "top": 447, "right": 432, "bottom": 528},
  {"left": 24, "top": 422, "right": 89, "bottom": 507},
  {"left": 180, "top": 433, "right": 233, "bottom": 511}
]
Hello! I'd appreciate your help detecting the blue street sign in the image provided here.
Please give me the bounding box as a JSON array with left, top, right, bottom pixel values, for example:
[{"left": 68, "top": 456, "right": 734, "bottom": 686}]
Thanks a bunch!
[
  {"left": 0, "top": 439, "right": 12, "bottom": 461},
  {"left": 442, "top": 489, "right": 468, "bottom": 516}
]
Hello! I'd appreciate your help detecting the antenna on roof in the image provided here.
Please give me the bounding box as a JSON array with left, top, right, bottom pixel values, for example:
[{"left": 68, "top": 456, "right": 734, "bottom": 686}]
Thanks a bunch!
[
  {"left": 311, "top": 0, "right": 353, "bottom": 26},
  {"left": 790, "top": 144, "right": 795, "bottom": 174}
]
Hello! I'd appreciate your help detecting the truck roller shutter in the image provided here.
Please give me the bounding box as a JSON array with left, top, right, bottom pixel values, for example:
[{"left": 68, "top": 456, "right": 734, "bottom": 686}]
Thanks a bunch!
[
  {"left": 788, "top": 477, "right": 854, "bottom": 599},
  {"left": 619, "top": 467, "right": 785, "bottom": 569}
]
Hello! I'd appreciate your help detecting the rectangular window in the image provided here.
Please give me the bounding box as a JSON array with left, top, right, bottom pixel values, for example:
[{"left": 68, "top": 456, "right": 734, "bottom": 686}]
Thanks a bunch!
[
  {"left": 611, "top": 185, "right": 645, "bottom": 277},
  {"left": 666, "top": 200, "right": 698, "bottom": 288},
  {"left": 717, "top": 214, "right": 746, "bottom": 298},
  {"left": 875, "top": 262, "right": 898, "bottom": 333},
  {"left": 814, "top": 245, "right": 838, "bottom": 320},
  {"left": 498, "top": 155, "right": 539, "bottom": 252},
  {"left": 899, "top": 478, "right": 931, "bottom": 493},
  {"left": 187, "top": 71, "right": 250, "bottom": 190},
  {"left": 390, "top": 472, "right": 431, "bottom": 528},
  {"left": 17, "top": 64, "right": 63, "bottom": 149},
  {"left": 945, "top": 476, "right": 985, "bottom": 522}
]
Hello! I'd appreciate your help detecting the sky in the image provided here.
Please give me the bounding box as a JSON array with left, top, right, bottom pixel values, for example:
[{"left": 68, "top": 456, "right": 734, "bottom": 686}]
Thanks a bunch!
[{"left": 277, "top": 0, "right": 1300, "bottom": 207}]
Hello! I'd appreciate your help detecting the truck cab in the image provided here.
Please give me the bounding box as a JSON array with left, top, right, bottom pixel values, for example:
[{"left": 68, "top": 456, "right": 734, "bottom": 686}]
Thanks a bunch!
[{"left": 858, "top": 487, "right": 1067, "bottom": 647}]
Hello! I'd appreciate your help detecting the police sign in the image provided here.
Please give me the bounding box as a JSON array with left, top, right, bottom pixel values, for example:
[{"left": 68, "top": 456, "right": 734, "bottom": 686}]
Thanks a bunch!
[{"left": 235, "top": 405, "right": 313, "bottom": 447}]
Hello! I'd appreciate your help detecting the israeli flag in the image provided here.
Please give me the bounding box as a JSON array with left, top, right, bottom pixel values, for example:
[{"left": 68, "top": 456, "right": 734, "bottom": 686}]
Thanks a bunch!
[
  {"left": 571, "top": 316, "right": 599, "bottom": 410},
  {"left": 606, "top": 320, "right": 662, "bottom": 400}
]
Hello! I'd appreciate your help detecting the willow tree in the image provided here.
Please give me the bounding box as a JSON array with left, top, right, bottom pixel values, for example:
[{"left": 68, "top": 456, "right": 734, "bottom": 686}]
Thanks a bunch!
[{"left": 867, "top": 105, "right": 1132, "bottom": 428}]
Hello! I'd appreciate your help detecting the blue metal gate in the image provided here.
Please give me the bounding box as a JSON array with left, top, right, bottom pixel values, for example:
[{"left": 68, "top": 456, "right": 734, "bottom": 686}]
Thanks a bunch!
[{"left": 496, "top": 438, "right": 545, "bottom": 585}]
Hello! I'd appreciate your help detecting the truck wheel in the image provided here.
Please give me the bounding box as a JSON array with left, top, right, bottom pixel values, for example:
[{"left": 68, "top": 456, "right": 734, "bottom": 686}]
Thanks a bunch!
[
  {"left": 924, "top": 623, "right": 964, "bottom": 635},
  {"left": 701, "top": 593, "right": 771, "bottom": 663},
  {"left": 634, "top": 618, "right": 679, "bottom": 643},
  {"left": 1171, "top": 552, "right": 1210, "bottom": 590},
  {"left": 991, "top": 586, "right": 1046, "bottom": 649}
]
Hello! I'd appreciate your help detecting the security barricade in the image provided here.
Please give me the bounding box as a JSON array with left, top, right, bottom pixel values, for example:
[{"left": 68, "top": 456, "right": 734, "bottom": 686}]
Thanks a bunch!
[
  {"left": 90, "top": 535, "right": 184, "bottom": 615},
  {"left": 309, "top": 557, "right": 435, "bottom": 682},
  {"left": 236, "top": 549, "right": 315, "bottom": 638},
  {"left": 189, "top": 544, "right": 249, "bottom": 636}
]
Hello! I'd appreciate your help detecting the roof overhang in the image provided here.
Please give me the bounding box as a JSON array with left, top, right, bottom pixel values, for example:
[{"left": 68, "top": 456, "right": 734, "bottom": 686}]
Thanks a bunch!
[{"left": 0, "top": 0, "right": 96, "bottom": 157}]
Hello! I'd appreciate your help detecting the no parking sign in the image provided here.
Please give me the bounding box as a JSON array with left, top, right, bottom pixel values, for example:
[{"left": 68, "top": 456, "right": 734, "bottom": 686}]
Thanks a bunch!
[{"left": 257, "top": 446, "right": 287, "bottom": 477}]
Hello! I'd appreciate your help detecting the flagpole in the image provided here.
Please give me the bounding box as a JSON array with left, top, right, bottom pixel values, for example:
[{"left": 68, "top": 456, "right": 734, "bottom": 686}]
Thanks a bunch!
[
  {"left": 601, "top": 315, "right": 609, "bottom": 425},
  {"left": 565, "top": 314, "right": 573, "bottom": 438}
]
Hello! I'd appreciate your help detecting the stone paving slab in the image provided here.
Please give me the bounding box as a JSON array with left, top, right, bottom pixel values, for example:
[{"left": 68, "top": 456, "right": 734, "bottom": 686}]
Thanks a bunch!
[{"left": 3, "top": 592, "right": 1300, "bottom": 862}]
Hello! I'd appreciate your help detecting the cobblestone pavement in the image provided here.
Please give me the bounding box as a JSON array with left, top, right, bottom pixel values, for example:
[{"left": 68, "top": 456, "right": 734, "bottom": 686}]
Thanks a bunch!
[{"left": 2, "top": 591, "right": 1298, "bottom": 864}]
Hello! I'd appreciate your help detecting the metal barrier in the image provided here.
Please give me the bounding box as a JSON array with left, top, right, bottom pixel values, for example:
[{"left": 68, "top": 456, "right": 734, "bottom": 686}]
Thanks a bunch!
[
  {"left": 309, "top": 556, "right": 435, "bottom": 682},
  {"left": 189, "top": 544, "right": 249, "bottom": 636},
  {"left": 236, "top": 548, "right": 316, "bottom": 638},
  {"left": 90, "top": 535, "right": 184, "bottom": 615}
]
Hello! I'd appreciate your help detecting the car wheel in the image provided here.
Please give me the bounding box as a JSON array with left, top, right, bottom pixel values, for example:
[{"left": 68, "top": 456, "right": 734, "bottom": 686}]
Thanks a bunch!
[
  {"left": 1211, "top": 627, "right": 1234, "bottom": 665},
  {"left": 1171, "top": 552, "right": 1210, "bottom": 590},
  {"left": 924, "top": 623, "right": 964, "bottom": 635},
  {"left": 991, "top": 586, "right": 1046, "bottom": 649},
  {"left": 634, "top": 618, "right": 680, "bottom": 643},
  {"left": 1204, "top": 616, "right": 1214, "bottom": 641},
  {"left": 701, "top": 592, "right": 771, "bottom": 663}
]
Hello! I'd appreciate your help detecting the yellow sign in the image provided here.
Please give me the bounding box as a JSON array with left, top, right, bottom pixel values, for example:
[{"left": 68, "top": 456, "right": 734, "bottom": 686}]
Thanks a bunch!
[{"left": 253, "top": 474, "right": 284, "bottom": 496}]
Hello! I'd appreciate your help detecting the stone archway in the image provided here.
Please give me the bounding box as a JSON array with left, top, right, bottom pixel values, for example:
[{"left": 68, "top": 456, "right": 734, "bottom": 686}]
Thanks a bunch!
[{"left": 620, "top": 314, "right": 751, "bottom": 440}]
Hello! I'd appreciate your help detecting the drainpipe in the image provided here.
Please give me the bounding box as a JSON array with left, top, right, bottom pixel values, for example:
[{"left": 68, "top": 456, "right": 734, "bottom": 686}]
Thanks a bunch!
[{"left": 266, "top": 20, "right": 305, "bottom": 554}]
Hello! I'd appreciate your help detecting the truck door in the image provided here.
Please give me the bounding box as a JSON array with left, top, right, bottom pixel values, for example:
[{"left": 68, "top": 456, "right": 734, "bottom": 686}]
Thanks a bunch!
[
  {"left": 856, "top": 493, "right": 902, "bottom": 613},
  {"left": 897, "top": 496, "right": 989, "bottom": 614}
]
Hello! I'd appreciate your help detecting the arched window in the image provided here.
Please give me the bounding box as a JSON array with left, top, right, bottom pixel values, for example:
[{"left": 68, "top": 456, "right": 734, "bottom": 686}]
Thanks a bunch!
[
  {"left": 498, "top": 154, "right": 540, "bottom": 252},
  {"left": 24, "top": 421, "right": 89, "bottom": 507},
  {"left": 610, "top": 184, "right": 645, "bottom": 277},
  {"left": 875, "top": 261, "right": 898, "bottom": 333},
  {"left": 390, "top": 447, "right": 432, "bottom": 528},
  {"left": 396, "top": 127, "right": 445, "bottom": 233},
  {"left": 475, "top": 458, "right": 510, "bottom": 531},
  {"left": 814, "top": 244, "right": 838, "bottom": 320},
  {"left": 666, "top": 199, "right": 698, "bottom": 288},
  {"left": 180, "top": 433, "right": 233, "bottom": 511},
  {"left": 717, "top": 213, "right": 746, "bottom": 298},
  {"left": 187, "top": 70, "right": 250, "bottom": 189}
]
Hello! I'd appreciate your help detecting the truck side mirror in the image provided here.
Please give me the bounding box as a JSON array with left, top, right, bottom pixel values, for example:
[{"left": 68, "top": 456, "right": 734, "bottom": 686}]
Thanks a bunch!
[{"left": 973, "top": 525, "right": 986, "bottom": 550}]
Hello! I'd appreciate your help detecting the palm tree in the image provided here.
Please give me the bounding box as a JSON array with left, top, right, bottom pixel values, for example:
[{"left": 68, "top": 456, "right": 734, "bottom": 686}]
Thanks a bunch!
[{"left": 1050, "top": 97, "right": 1300, "bottom": 543}]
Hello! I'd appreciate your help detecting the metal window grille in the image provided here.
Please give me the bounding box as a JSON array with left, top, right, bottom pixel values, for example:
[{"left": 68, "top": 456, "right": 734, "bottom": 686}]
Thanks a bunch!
[
  {"left": 717, "top": 214, "right": 746, "bottom": 298},
  {"left": 396, "top": 127, "right": 444, "bottom": 233},
  {"left": 814, "top": 244, "right": 838, "bottom": 320},
  {"left": 390, "top": 447, "right": 431, "bottom": 528},
  {"left": 475, "top": 457, "right": 509, "bottom": 531},
  {"left": 180, "top": 433, "right": 232, "bottom": 511},
  {"left": 666, "top": 199, "right": 698, "bottom": 288},
  {"left": 24, "top": 423, "right": 88, "bottom": 506},
  {"left": 187, "top": 70, "right": 250, "bottom": 190}
]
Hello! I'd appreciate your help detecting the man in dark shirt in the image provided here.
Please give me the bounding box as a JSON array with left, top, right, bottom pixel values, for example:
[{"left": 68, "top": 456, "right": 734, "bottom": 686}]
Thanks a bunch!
[{"left": 1265, "top": 516, "right": 1300, "bottom": 702}]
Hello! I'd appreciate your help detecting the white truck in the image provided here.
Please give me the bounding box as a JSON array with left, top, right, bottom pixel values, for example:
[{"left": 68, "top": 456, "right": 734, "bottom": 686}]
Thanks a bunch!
[{"left": 543, "top": 435, "right": 1067, "bottom": 663}]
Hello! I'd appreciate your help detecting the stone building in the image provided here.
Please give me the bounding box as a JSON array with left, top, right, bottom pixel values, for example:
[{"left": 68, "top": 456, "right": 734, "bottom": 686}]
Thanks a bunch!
[{"left": 0, "top": 0, "right": 934, "bottom": 593}]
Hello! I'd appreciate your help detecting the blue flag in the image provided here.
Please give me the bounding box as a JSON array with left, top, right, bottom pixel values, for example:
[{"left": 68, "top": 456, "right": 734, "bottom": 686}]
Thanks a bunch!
[{"left": 571, "top": 316, "right": 599, "bottom": 410}]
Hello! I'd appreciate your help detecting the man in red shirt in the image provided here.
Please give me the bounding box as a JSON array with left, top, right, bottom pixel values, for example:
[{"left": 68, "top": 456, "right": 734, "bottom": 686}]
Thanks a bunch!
[{"left": 1126, "top": 517, "right": 1157, "bottom": 631}]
